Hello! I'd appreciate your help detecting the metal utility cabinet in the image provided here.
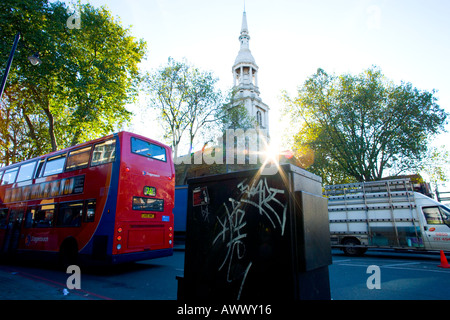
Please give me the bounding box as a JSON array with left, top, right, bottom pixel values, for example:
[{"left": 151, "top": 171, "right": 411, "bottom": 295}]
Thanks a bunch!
[{"left": 178, "top": 164, "right": 332, "bottom": 300}]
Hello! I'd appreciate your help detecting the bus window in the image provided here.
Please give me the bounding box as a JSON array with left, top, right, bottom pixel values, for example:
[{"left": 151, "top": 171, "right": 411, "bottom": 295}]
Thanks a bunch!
[
  {"left": 0, "top": 208, "right": 8, "bottom": 229},
  {"left": 132, "top": 197, "right": 164, "bottom": 212},
  {"left": 43, "top": 154, "right": 66, "bottom": 177},
  {"left": 34, "top": 204, "right": 55, "bottom": 228},
  {"left": 1, "top": 167, "right": 19, "bottom": 185},
  {"left": 85, "top": 199, "right": 96, "bottom": 222},
  {"left": 17, "top": 161, "right": 37, "bottom": 182},
  {"left": 24, "top": 207, "right": 35, "bottom": 228},
  {"left": 91, "top": 139, "right": 116, "bottom": 166},
  {"left": 66, "top": 146, "right": 91, "bottom": 171},
  {"left": 34, "top": 159, "right": 45, "bottom": 178},
  {"left": 57, "top": 202, "right": 83, "bottom": 227},
  {"left": 131, "top": 137, "right": 166, "bottom": 162}
]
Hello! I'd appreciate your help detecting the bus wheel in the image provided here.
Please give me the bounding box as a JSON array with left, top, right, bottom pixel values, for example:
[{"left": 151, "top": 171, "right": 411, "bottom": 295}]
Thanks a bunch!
[
  {"left": 59, "top": 238, "right": 78, "bottom": 268},
  {"left": 342, "top": 238, "right": 366, "bottom": 256}
]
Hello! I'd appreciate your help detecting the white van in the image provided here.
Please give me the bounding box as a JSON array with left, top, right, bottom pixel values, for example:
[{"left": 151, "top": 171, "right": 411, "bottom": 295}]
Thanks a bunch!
[{"left": 325, "top": 179, "right": 450, "bottom": 256}]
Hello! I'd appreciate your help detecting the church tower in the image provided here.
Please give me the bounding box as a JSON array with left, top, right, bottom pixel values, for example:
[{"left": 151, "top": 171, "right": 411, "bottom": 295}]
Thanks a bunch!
[{"left": 232, "top": 10, "right": 270, "bottom": 133}]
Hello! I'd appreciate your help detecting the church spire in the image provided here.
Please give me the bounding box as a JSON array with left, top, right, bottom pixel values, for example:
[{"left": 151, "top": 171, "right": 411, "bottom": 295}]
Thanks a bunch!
[
  {"left": 231, "top": 9, "right": 270, "bottom": 133},
  {"left": 241, "top": 9, "right": 249, "bottom": 35},
  {"left": 234, "top": 10, "right": 254, "bottom": 65}
]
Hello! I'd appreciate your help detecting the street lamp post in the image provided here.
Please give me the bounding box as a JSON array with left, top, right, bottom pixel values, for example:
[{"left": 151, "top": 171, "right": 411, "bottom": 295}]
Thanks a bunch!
[{"left": 0, "top": 32, "right": 21, "bottom": 100}]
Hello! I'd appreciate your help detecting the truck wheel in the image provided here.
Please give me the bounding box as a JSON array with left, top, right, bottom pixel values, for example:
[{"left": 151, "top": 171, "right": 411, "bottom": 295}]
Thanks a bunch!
[{"left": 342, "top": 238, "right": 366, "bottom": 256}]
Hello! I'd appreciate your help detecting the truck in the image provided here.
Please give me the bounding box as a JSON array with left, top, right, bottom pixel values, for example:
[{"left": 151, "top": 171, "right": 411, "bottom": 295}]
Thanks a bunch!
[{"left": 325, "top": 178, "right": 450, "bottom": 256}]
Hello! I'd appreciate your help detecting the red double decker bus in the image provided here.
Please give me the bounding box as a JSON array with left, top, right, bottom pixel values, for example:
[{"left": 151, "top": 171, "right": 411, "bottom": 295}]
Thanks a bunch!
[{"left": 0, "top": 131, "right": 174, "bottom": 265}]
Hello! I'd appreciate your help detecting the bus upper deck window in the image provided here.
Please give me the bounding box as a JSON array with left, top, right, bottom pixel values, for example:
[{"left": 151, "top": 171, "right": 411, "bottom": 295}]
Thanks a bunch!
[
  {"left": 91, "top": 140, "right": 116, "bottom": 166},
  {"left": 131, "top": 137, "right": 167, "bottom": 162},
  {"left": 34, "top": 159, "right": 45, "bottom": 178},
  {"left": 1, "top": 167, "right": 19, "bottom": 185},
  {"left": 17, "top": 161, "right": 37, "bottom": 182},
  {"left": 66, "top": 146, "right": 91, "bottom": 171},
  {"left": 43, "top": 154, "right": 66, "bottom": 177}
]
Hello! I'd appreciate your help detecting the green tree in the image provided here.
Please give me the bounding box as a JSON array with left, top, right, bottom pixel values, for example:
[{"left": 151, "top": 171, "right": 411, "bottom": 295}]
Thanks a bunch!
[
  {"left": 282, "top": 67, "right": 448, "bottom": 184},
  {"left": 144, "top": 57, "right": 226, "bottom": 159},
  {"left": 0, "top": 0, "right": 146, "bottom": 165},
  {"left": 220, "top": 87, "right": 256, "bottom": 131},
  {"left": 420, "top": 145, "right": 450, "bottom": 190}
]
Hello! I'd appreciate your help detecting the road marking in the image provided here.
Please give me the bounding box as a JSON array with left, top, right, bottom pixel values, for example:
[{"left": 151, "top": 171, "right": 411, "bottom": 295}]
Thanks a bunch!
[
  {"left": 382, "top": 262, "right": 421, "bottom": 267},
  {"left": 382, "top": 266, "right": 450, "bottom": 274},
  {"left": 337, "top": 263, "right": 374, "bottom": 268},
  {"left": 334, "top": 263, "right": 450, "bottom": 274}
]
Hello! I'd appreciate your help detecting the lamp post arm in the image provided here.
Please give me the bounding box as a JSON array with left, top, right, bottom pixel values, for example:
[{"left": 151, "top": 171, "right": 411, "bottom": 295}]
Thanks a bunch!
[{"left": 0, "top": 32, "right": 21, "bottom": 100}]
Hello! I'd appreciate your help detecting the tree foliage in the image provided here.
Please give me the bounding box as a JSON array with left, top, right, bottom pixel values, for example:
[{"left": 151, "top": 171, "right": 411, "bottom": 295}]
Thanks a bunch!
[
  {"left": 0, "top": 0, "right": 146, "bottom": 165},
  {"left": 282, "top": 67, "right": 448, "bottom": 184},
  {"left": 144, "top": 57, "right": 252, "bottom": 159},
  {"left": 221, "top": 88, "right": 256, "bottom": 131},
  {"left": 420, "top": 145, "right": 450, "bottom": 187}
]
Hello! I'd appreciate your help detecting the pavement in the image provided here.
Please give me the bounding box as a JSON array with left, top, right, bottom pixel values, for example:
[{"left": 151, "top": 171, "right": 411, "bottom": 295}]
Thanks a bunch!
[
  {"left": 0, "top": 264, "right": 88, "bottom": 300},
  {"left": 0, "top": 244, "right": 186, "bottom": 300}
]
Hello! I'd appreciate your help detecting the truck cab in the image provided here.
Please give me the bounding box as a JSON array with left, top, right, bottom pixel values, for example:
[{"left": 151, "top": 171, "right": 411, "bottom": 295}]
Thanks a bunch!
[{"left": 416, "top": 193, "right": 450, "bottom": 250}]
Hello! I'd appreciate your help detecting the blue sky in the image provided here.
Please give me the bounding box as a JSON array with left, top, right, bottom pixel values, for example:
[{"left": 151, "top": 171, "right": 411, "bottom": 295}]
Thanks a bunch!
[{"left": 80, "top": 0, "right": 450, "bottom": 163}]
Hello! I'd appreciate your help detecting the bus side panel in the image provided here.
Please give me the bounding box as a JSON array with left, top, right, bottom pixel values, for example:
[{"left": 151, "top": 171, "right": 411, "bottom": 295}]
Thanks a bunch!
[
  {"left": 79, "top": 134, "right": 121, "bottom": 259},
  {"left": 16, "top": 165, "right": 116, "bottom": 256},
  {"left": 15, "top": 137, "right": 120, "bottom": 259}
]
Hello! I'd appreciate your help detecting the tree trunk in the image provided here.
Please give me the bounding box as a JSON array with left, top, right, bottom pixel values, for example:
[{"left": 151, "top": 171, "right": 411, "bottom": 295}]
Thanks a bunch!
[{"left": 41, "top": 101, "right": 58, "bottom": 152}]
